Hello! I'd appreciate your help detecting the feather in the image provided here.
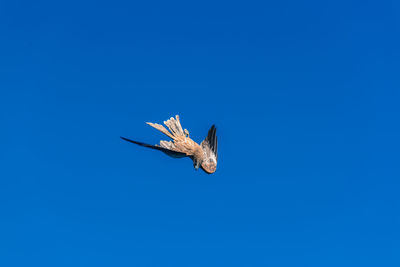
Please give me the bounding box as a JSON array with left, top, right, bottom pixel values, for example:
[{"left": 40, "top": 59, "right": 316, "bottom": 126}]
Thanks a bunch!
[{"left": 120, "top": 136, "right": 187, "bottom": 158}]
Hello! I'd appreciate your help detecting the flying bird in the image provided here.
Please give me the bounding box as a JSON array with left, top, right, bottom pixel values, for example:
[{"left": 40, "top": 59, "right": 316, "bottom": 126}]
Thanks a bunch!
[{"left": 121, "top": 115, "right": 218, "bottom": 174}]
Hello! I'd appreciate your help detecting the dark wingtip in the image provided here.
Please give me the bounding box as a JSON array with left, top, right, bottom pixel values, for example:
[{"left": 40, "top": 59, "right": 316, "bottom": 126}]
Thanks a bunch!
[
  {"left": 205, "top": 124, "right": 218, "bottom": 158},
  {"left": 120, "top": 136, "right": 129, "bottom": 141},
  {"left": 120, "top": 136, "right": 140, "bottom": 145}
]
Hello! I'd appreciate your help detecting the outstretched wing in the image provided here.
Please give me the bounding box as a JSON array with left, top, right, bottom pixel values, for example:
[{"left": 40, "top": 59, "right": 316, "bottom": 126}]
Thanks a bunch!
[
  {"left": 120, "top": 136, "right": 188, "bottom": 158},
  {"left": 200, "top": 125, "right": 218, "bottom": 161}
]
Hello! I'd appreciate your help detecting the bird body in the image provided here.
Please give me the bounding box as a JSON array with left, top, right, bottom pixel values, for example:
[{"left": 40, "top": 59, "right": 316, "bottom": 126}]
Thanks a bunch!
[{"left": 121, "top": 115, "right": 218, "bottom": 174}]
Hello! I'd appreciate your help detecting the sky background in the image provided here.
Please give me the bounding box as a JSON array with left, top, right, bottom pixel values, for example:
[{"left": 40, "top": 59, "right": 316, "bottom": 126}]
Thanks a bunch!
[{"left": 1, "top": 0, "right": 400, "bottom": 266}]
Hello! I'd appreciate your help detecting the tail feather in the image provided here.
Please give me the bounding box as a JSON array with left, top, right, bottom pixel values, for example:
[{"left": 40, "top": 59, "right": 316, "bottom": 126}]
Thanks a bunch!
[
  {"left": 175, "top": 115, "right": 184, "bottom": 134},
  {"left": 164, "top": 116, "right": 183, "bottom": 137},
  {"left": 146, "top": 122, "right": 175, "bottom": 139},
  {"left": 147, "top": 115, "right": 187, "bottom": 140}
]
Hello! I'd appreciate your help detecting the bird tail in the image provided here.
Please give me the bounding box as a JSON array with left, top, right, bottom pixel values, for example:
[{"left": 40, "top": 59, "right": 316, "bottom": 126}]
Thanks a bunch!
[{"left": 146, "top": 115, "right": 188, "bottom": 140}]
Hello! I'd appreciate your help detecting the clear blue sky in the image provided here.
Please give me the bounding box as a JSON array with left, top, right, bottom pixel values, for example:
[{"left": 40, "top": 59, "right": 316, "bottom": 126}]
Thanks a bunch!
[{"left": 1, "top": 0, "right": 399, "bottom": 266}]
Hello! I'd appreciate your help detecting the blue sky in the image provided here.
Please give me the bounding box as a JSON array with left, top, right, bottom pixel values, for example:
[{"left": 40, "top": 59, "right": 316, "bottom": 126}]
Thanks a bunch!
[{"left": 1, "top": 0, "right": 400, "bottom": 266}]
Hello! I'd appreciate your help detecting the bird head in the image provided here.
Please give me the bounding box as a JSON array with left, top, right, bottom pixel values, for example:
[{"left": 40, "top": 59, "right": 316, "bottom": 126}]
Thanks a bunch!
[{"left": 200, "top": 158, "right": 217, "bottom": 174}]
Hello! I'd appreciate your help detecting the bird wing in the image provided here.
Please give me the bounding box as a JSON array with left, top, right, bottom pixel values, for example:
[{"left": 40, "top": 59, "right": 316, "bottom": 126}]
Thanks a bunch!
[
  {"left": 120, "top": 136, "right": 188, "bottom": 158},
  {"left": 200, "top": 125, "right": 218, "bottom": 161}
]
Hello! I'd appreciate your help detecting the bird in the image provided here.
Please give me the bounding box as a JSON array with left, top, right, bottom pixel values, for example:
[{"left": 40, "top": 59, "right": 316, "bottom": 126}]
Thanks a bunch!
[{"left": 120, "top": 115, "right": 218, "bottom": 174}]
